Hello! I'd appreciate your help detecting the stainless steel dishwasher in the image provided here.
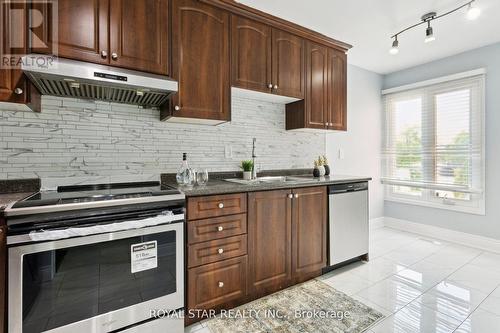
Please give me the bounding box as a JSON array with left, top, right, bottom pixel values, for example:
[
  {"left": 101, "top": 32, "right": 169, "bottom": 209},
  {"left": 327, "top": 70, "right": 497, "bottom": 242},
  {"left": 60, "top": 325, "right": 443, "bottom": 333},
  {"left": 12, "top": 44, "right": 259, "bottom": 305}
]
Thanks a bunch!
[{"left": 328, "top": 182, "right": 369, "bottom": 266}]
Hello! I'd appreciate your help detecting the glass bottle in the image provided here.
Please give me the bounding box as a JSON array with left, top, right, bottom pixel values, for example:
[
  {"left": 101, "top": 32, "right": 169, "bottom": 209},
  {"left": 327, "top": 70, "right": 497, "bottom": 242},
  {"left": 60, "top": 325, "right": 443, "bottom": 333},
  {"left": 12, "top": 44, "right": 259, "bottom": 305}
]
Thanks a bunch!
[{"left": 176, "top": 153, "right": 194, "bottom": 186}]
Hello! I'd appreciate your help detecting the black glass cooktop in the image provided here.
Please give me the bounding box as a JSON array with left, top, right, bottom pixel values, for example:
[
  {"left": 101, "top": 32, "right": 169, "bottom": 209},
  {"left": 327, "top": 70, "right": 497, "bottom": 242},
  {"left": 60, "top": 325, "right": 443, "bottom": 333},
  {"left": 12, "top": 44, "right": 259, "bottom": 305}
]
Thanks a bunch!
[{"left": 12, "top": 181, "right": 180, "bottom": 209}]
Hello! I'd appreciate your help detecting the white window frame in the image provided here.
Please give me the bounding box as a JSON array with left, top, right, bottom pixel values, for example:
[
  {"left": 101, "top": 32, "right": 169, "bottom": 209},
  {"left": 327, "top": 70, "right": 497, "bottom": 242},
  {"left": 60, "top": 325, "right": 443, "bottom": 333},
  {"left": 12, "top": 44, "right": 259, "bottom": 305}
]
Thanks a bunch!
[{"left": 382, "top": 69, "right": 486, "bottom": 215}]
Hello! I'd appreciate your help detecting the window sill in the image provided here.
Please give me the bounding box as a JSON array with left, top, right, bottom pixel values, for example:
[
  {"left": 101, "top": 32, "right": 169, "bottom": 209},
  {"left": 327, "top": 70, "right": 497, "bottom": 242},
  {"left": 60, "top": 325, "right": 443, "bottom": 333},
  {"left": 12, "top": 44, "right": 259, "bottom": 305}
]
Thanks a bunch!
[{"left": 384, "top": 196, "right": 485, "bottom": 215}]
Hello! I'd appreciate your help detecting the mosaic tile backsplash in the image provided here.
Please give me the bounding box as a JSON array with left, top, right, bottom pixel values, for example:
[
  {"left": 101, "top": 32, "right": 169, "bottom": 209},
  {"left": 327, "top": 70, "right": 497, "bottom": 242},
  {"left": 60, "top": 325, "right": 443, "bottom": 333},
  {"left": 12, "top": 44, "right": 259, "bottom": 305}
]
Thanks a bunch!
[{"left": 0, "top": 96, "right": 325, "bottom": 179}]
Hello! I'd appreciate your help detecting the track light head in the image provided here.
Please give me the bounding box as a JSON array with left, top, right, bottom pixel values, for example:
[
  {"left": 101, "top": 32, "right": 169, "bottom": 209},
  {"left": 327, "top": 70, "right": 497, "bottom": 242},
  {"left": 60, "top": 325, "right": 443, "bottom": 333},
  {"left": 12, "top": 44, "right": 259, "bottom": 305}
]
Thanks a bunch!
[
  {"left": 466, "top": 2, "right": 481, "bottom": 20},
  {"left": 389, "top": 38, "right": 399, "bottom": 55},
  {"left": 424, "top": 22, "right": 435, "bottom": 43}
]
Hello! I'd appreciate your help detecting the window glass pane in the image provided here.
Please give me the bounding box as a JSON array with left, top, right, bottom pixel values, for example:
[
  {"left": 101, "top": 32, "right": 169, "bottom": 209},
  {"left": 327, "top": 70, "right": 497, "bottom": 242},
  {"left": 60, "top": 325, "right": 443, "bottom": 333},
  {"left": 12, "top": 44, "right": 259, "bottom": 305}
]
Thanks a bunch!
[
  {"left": 393, "top": 98, "right": 422, "bottom": 196},
  {"left": 435, "top": 89, "right": 471, "bottom": 200}
]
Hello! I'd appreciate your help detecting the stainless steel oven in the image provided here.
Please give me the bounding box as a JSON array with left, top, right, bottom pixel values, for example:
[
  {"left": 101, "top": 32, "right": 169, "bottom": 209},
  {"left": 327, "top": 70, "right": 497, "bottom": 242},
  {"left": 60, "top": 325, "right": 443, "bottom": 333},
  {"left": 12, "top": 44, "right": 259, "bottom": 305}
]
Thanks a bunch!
[
  {"left": 4, "top": 181, "right": 185, "bottom": 333},
  {"left": 8, "top": 219, "right": 184, "bottom": 333}
]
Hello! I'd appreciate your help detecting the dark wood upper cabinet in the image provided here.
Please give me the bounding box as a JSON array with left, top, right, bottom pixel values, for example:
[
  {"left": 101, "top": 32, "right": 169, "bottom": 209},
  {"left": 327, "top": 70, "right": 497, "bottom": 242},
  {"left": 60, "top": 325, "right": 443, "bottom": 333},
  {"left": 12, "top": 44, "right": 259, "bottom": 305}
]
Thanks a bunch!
[
  {"left": 1, "top": 0, "right": 27, "bottom": 103},
  {"left": 32, "top": 0, "right": 169, "bottom": 74},
  {"left": 291, "top": 187, "right": 327, "bottom": 283},
  {"left": 286, "top": 42, "right": 346, "bottom": 131},
  {"left": 328, "top": 48, "right": 347, "bottom": 130},
  {"left": 305, "top": 41, "right": 328, "bottom": 129},
  {"left": 247, "top": 190, "right": 292, "bottom": 297},
  {"left": 33, "top": 0, "right": 109, "bottom": 64},
  {"left": 0, "top": 0, "right": 40, "bottom": 110},
  {"left": 231, "top": 15, "right": 271, "bottom": 93},
  {"left": 109, "top": 0, "right": 169, "bottom": 75},
  {"left": 272, "top": 29, "right": 304, "bottom": 99},
  {"left": 169, "top": 0, "right": 230, "bottom": 122},
  {"left": 231, "top": 17, "right": 304, "bottom": 99}
]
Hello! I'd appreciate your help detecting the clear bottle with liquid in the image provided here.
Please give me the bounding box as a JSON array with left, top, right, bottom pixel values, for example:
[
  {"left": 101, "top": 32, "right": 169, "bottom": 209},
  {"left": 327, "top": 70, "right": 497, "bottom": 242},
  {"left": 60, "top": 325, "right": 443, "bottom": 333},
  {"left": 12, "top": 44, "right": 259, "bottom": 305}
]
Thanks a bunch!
[{"left": 176, "top": 153, "right": 194, "bottom": 186}]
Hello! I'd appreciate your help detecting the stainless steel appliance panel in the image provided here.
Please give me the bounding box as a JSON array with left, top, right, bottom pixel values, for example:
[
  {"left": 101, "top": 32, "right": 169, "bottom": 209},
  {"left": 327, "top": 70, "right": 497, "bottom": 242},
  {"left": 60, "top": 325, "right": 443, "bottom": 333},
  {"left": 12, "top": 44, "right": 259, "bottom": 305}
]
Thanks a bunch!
[{"left": 328, "top": 183, "right": 369, "bottom": 266}]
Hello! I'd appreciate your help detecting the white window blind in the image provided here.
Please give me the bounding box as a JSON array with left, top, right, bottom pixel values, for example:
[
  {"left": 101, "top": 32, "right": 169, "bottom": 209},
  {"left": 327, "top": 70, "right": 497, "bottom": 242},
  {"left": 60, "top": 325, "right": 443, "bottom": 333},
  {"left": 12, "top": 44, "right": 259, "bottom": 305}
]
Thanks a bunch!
[{"left": 382, "top": 72, "right": 485, "bottom": 213}]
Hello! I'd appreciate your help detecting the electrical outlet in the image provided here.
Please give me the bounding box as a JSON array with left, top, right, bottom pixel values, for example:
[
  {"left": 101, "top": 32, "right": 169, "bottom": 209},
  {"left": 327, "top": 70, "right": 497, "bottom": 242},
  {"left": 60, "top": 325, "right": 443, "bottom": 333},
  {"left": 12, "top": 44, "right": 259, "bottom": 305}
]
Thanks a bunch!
[
  {"left": 224, "top": 145, "right": 232, "bottom": 159},
  {"left": 338, "top": 148, "right": 345, "bottom": 160}
]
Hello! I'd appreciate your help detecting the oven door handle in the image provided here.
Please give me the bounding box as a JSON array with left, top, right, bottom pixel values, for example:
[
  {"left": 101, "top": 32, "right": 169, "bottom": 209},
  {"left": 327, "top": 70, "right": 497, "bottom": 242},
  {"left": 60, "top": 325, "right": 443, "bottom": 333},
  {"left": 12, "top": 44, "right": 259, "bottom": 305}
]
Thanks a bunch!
[{"left": 7, "top": 213, "right": 185, "bottom": 245}]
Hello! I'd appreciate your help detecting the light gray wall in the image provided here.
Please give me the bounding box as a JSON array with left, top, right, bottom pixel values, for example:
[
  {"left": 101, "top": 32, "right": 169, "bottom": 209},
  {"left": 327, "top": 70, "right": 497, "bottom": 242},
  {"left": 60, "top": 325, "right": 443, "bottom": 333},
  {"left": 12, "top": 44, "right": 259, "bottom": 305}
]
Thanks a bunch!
[
  {"left": 383, "top": 42, "right": 500, "bottom": 239},
  {"left": 0, "top": 96, "right": 325, "bottom": 179},
  {"left": 327, "top": 65, "right": 384, "bottom": 219}
]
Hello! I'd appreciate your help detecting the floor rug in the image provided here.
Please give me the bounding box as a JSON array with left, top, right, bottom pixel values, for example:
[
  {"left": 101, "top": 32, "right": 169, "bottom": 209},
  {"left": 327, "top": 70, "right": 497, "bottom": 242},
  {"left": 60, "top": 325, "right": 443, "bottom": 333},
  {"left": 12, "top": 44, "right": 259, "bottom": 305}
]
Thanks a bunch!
[{"left": 205, "top": 279, "right": 384, "bottom": 333}]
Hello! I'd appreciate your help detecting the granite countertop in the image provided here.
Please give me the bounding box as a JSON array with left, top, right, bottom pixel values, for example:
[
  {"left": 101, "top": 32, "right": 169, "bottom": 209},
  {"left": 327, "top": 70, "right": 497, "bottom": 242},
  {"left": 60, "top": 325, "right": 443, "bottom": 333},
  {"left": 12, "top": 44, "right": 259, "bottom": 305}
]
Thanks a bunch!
[
  {"left": 168, "top": 174, "right": 372, "bottom": 197},
  {"left": 0, "top": 192, "right": 33, "bottom": 210}
]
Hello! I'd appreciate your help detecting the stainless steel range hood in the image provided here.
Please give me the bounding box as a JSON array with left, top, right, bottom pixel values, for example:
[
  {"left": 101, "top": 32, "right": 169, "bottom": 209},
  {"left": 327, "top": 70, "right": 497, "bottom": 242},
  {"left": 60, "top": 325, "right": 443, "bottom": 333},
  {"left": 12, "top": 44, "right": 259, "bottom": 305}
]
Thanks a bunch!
[{"left": 21, "top": 55, "right": 178, "bottom": 107}]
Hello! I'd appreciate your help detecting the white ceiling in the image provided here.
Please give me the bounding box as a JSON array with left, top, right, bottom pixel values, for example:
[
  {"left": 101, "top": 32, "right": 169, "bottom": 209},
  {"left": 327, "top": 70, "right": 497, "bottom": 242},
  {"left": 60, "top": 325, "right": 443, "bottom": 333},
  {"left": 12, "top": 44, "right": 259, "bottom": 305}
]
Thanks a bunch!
[{"left": 238, "top": 0, "right": 500, "bottom": 74}]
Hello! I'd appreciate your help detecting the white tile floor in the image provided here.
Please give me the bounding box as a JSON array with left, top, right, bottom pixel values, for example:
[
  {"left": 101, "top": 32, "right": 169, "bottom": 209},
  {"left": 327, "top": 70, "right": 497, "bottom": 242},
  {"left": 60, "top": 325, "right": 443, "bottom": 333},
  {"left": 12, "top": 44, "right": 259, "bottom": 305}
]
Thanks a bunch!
[{"left": 186, "top": 227, "right": 500, "bottom": 333}]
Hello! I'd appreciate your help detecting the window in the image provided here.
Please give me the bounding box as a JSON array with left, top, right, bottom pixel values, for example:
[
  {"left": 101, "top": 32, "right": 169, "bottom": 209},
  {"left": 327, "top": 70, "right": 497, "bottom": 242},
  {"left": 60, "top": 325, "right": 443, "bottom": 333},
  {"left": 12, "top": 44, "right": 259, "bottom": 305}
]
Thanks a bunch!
[{"left": 382, "top": 71, "right": 485, "bottom": 214}]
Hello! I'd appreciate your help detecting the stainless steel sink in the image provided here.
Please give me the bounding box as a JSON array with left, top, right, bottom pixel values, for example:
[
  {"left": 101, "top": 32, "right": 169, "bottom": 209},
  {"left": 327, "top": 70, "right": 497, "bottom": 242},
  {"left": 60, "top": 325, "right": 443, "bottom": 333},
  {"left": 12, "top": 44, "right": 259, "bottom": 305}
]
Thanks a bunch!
[{"left": 224, "top": 176, "right": 313, "bottom": 185}]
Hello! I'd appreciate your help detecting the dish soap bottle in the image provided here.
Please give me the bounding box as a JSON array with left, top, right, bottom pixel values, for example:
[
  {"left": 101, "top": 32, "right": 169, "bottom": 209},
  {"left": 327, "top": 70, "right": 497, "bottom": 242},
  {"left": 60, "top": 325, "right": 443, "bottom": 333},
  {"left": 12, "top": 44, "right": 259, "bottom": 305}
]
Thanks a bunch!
[{"left": 176, "top": 153, "right": 194, "bottom": 186}]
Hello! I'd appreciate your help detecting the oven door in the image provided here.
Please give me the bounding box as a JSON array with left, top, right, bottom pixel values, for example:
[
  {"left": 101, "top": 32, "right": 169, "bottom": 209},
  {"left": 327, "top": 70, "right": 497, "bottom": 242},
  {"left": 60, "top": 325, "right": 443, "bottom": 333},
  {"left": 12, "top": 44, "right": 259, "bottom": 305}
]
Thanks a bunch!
[{"left": 8, "top": 222, "right": 184, "bottom": 333}]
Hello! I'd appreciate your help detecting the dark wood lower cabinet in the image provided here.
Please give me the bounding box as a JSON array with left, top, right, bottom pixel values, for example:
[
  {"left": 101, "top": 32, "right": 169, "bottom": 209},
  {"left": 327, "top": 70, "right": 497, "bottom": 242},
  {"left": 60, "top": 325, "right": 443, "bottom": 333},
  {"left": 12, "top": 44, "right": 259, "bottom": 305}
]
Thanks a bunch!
[
  {"left": 247, "top": 190, "right": 292, "bottom": 297},
  {"left": 186, "top": 187, "right": 327, "bottom": 323},
  {"left": 291, "top": 186, "right": 327, "bottom": 283},
  {"left": 187, "top": 255, "right": 247, "bottom": 310}
]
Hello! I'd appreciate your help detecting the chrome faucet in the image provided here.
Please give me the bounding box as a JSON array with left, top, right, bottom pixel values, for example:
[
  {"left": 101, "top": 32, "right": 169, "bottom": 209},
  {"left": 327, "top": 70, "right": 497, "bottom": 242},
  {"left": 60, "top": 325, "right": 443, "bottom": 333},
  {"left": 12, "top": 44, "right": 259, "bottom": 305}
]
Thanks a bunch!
[{"left": 251, "top": 138, "right": 257, "bottom": 180}]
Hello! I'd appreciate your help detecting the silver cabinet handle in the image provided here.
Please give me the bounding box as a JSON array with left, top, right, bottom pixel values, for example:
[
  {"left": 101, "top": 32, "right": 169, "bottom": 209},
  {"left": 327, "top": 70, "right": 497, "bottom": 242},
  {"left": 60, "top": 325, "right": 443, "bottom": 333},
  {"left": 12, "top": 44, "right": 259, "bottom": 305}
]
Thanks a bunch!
[
  {"left": 218, "top": 248, "right": 224, "bottom": 254},
  {"left": 268, "top": 83, "right": 273, "bottom": 88},
  {"left": 111, "top": 52, "right": 118, "bottom": 60},
  {"left": 174, "top": 105, "right": 181, "bottom": 111},
  {"left": 217, "top": 226, "right": 224, "bottom": 232},
  {"left": 288, "top": 194, "right": 293, "bottom": 199},
  {"left": 274, "top": 85, "right": 278, "bottom": 89},
  {"left": 294, "top": 194, "right": 299, "bottom": 198},
  {"left": 329, "top": 123, "right": 333, "bottom": 126},
  {"left": 101, "top": 50, "right": 107, "bottom": 58},
  {"left": 218, "top": 281, "right": 224, "bottom": 288},
  {"left": 218, "top": 203, "right": 224, "bottom": 209},
  {"left": 14, "top": 88, "right": 23, "bottom": 95}
]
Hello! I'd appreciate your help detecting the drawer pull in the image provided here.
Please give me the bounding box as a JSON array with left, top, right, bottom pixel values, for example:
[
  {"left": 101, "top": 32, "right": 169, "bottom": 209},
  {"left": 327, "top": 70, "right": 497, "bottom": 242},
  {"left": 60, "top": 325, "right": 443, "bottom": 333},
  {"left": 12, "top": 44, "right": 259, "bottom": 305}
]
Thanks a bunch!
[
  {"left": 218, "top": 203, "right": 224, "bottom": 209},
  {"left": 218, "top": 281, "right": 224, "bottom": 288},
  {"left": 217, "top": 226, "right": 224, "bottom": 232},
  {"left": 218, "top": 248, "right": 224, "bottom": 254}
]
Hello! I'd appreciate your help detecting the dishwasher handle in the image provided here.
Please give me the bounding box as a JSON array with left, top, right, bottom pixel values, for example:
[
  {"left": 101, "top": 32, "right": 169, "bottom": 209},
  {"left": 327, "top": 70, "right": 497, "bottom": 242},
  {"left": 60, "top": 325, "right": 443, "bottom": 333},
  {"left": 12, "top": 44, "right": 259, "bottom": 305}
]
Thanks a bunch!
[{"left": 329, "top": 182, "right": 368, "bottom": 194}]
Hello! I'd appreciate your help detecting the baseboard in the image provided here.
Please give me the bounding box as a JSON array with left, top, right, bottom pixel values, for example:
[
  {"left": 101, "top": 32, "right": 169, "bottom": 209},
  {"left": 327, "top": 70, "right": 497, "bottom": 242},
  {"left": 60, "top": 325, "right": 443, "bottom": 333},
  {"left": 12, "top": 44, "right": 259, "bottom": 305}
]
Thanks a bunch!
[
  {"left": 382, "top": 216, "right": 500, "bottom": 254},
  {"left": 369, "top": 217, "right": 385, "bottom": 230}
]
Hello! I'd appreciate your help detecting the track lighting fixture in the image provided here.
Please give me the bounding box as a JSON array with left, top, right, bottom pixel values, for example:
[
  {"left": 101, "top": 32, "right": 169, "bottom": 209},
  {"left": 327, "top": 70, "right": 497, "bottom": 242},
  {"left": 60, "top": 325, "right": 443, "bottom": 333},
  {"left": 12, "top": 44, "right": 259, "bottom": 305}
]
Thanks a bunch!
[
  {"left": 389, "top": 37, "right": 399, "bottom": 55},
  {"left": 389, "top": 0, "right": 480, "bottom": 55},
  {"left": 466, "top": 2, "right": 481, "bottom": 20},
  {"left": 424, "top": 21, "right": 435, "bottom": 43}
]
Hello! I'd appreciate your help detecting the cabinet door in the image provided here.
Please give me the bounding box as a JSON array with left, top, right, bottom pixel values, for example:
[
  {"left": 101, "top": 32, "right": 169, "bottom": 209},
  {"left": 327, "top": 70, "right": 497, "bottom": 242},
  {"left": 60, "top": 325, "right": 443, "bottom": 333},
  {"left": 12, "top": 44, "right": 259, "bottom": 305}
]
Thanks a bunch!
[
  {"left": 0, "top": 0, "right": 28, "bottom": 103},
  {"left": 292, "top": 186, "right": 327, "bottom": 283},
  {"left": 109, "top": 0, "right": 169, "bottom": 75},
  {"left": 187, "top": 256, "right": 247, "bottom": 311},
  {"left": 33, "top": 0, "right": 109, "bottom": 64},
  {"left": 305, "top": 41, "right": 328, "bottom": 129},
  {"left": 328, "top": 48, "right": 347, "bottom": 131},
  {"left": 171, "top": 0, "right": 230, "bottom": 121},
  {"left": 231, "top": 15, "right": 271, "bottom": 93},
  {"left": 248, "top": 190, "right": 292, "bottom": 297},
  {"left": 272, "top": 29, "right": 304, "bottom": 98}
]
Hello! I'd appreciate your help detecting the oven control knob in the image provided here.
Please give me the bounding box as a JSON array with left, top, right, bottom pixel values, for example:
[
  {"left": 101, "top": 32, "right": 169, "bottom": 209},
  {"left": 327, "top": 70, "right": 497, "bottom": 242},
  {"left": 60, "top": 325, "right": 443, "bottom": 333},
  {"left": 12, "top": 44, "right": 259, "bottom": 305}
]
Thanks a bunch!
[
  {"left": 217, "top": 226, "right": 224, "bottom": 232},
  {"left": 218, "top": 203, "right": 224, "bottom": 209},
  {"left": 218, "top": 281, "right": 224, "bottom": 288},
  {"left": 218, "top": 248, "right": 224, "bottom": 254}
]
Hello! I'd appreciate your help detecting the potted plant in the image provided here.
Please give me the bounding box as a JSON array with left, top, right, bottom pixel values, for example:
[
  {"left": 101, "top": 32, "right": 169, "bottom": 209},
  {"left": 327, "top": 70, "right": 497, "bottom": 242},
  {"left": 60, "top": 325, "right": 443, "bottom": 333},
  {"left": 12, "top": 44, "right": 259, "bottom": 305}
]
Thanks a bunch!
[
  {"left": 240, "top": 160, "right": 254, "bottom": 180},
  {"left": 313, "top": 159, "right": 320, "bottom": 177},
  {"left": 322, "top": 155, "right": 331, "bottom": 176},
  {"left": 317, "top": 156, "right": 326, "bottom": 176}
]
